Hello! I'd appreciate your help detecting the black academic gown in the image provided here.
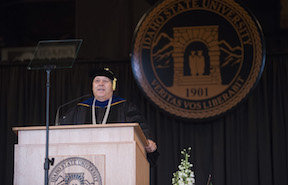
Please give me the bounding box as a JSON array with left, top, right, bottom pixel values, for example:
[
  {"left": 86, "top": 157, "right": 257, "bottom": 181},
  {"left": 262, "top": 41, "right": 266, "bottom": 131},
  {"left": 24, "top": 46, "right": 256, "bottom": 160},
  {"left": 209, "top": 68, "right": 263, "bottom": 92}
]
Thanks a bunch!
[{"left": 60, "top": 95, "right": 159, "bottom": 165}]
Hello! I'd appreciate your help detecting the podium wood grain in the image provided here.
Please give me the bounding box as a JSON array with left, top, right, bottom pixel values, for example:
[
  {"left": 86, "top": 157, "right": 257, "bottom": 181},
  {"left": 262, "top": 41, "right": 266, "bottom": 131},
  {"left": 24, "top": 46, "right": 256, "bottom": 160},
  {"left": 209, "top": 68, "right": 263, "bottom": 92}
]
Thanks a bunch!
[{"left": 13, "top": 123, "right": 149, "bottom": 185}]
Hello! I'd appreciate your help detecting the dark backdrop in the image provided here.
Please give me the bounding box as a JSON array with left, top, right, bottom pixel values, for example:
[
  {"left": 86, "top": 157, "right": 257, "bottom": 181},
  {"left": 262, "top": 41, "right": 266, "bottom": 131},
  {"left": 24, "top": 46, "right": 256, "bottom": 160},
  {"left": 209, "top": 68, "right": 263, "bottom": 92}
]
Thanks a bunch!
[
  {"left": 0, "top": 0, "right": 288, "bottom": 185},
  {"left": 0, "top": 54, "right": 288, "bottom": 185}
]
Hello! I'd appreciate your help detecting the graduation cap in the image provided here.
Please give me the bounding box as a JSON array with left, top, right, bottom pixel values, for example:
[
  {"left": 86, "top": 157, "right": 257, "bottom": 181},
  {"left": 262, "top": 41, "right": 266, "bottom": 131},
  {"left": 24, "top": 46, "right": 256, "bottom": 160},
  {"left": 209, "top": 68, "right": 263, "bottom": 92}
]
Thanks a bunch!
[
  {"left": 89, "top": 67, "right": 117, "bottom": 90},
  {"left": 89, "top": 67, "right": 116, "bottom": 80}
]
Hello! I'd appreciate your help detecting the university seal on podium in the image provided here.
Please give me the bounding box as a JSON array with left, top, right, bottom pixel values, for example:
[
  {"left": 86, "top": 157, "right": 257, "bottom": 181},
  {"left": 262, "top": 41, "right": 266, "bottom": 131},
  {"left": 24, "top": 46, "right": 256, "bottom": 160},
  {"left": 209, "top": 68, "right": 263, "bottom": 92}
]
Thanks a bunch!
[
  {"left": 131, "top": 0, "right": 265, "bottom": 120},
  {"left": 48, "top": 157, "right": 103, "bottom": 185}
]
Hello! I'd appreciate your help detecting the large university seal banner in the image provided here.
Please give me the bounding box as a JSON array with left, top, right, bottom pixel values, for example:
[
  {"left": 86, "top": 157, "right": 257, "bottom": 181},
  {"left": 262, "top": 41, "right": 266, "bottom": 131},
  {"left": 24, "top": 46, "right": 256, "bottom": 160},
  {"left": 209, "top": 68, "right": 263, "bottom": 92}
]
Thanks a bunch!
[{"left": 131, "top": 0, "right": 265, "bottom": 119}]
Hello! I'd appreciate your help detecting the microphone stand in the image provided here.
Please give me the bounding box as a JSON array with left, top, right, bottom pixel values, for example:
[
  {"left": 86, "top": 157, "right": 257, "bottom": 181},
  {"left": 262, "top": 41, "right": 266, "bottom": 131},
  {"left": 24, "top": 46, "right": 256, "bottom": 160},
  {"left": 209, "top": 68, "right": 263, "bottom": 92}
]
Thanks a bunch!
[
  {"left": 27, "top": 39, "right": 83, "bottom": 185},
  {"left": 54, "top": 94, "right": 91, "bottom": 126},
  {"left": 44, "top": 68, "right": 54, "bottom": 185}
]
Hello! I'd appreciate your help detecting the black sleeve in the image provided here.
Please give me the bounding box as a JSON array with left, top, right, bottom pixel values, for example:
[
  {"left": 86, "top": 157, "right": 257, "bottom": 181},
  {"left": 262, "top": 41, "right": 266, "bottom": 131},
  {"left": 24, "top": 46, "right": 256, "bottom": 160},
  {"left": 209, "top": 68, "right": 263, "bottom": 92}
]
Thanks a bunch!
[
  {"left": 124, "top": 101, "right": 159, "bottom": 166},
  {"left": 124, "top": 101, "right": 153, "bottom": 139},
  {"left": 147, "top": 149, "right": 160, "bottom": 167}
]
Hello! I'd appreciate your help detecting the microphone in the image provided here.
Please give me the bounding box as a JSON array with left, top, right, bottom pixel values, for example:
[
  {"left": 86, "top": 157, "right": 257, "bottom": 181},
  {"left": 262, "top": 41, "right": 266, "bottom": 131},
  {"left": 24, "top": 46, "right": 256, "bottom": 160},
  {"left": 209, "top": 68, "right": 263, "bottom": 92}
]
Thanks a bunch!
[
  {"left": 55, "top": 94, "right": 91, "bottom": 126},
  {"left": 206, "top": 174, "right": 212, "bottom": 185}
]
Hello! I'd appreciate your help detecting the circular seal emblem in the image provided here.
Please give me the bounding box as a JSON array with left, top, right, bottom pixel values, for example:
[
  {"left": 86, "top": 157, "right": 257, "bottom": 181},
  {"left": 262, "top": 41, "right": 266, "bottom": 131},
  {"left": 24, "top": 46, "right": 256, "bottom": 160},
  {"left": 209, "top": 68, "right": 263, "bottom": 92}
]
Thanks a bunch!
[
  {"left": 131, "top": 0, "right": 265, "bottom": 120},
  {"left": 48, "top": 157, "right": 102, "bottom": 185}
]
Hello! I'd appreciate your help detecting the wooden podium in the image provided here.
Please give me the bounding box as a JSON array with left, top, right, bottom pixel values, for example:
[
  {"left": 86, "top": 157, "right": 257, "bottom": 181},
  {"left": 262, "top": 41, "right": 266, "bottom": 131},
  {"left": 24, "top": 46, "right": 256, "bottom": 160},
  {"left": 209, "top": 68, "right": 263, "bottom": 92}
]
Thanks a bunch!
[{"left": 13, "top": 123, "right": 150, "bottom": 185}]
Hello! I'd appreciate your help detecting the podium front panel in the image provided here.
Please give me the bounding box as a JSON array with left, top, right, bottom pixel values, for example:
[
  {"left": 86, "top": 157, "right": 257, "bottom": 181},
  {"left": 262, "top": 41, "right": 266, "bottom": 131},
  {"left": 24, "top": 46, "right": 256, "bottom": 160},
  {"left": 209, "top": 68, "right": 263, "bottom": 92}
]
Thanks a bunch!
[{"left": 13, "top": 124, "right": 149, "bottom": 185}]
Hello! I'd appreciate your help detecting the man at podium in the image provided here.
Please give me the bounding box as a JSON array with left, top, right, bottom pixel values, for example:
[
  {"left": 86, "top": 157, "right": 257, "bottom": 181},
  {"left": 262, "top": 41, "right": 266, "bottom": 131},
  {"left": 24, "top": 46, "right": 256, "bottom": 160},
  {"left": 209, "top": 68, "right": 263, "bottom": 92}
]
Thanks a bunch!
[{"left": 60, "top": 67, "right": 159, "bottom": 163}]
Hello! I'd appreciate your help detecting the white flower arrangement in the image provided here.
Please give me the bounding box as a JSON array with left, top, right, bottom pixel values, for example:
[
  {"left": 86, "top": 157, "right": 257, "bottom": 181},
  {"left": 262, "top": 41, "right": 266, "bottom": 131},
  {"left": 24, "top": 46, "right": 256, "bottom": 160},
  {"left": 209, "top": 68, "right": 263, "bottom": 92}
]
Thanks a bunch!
[{"left": 172, "top": 147, "right": 195, "bottom": 185}]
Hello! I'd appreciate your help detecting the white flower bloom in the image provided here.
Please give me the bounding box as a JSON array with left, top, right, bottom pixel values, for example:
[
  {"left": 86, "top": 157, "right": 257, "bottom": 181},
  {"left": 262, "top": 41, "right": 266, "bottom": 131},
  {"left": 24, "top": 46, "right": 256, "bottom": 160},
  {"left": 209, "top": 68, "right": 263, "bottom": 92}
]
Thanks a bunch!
[{"left": 172, "top": 147, "right": 195, "bottom": 185}]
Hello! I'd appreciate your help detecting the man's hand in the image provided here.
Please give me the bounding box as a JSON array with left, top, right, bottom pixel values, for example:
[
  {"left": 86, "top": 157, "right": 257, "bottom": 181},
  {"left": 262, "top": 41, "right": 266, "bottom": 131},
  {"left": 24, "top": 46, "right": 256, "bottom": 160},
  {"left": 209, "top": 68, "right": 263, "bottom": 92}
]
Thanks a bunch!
[{"left": 145, "top": 139, "right": 157, "bottom": 153}]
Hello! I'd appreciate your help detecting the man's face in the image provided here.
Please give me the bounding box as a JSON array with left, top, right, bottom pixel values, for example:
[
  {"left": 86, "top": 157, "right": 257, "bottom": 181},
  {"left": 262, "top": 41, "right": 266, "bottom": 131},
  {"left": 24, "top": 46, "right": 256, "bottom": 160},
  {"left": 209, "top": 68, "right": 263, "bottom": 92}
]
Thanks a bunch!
[{"left": 92, "top": 76, "right": 113, "bottom": 101}]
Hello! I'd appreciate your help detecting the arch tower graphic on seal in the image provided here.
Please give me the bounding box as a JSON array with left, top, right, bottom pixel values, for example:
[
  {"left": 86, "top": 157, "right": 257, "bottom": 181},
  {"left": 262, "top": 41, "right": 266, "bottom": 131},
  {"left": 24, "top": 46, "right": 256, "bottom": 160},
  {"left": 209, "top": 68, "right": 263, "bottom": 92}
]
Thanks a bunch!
[
  {"left": 131, "top": 0, "right": 265, "bottom": 120},
  {"left": 172, "top": 25, "right": 222, "bottom": 87}
]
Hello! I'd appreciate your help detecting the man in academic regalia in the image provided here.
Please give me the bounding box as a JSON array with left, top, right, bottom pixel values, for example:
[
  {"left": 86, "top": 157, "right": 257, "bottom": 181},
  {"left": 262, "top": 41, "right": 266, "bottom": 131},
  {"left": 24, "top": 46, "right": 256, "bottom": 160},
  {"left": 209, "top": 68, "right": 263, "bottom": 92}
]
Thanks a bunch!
[{"left": 60, "top": 68, "right": 159, "bottom": 161}]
